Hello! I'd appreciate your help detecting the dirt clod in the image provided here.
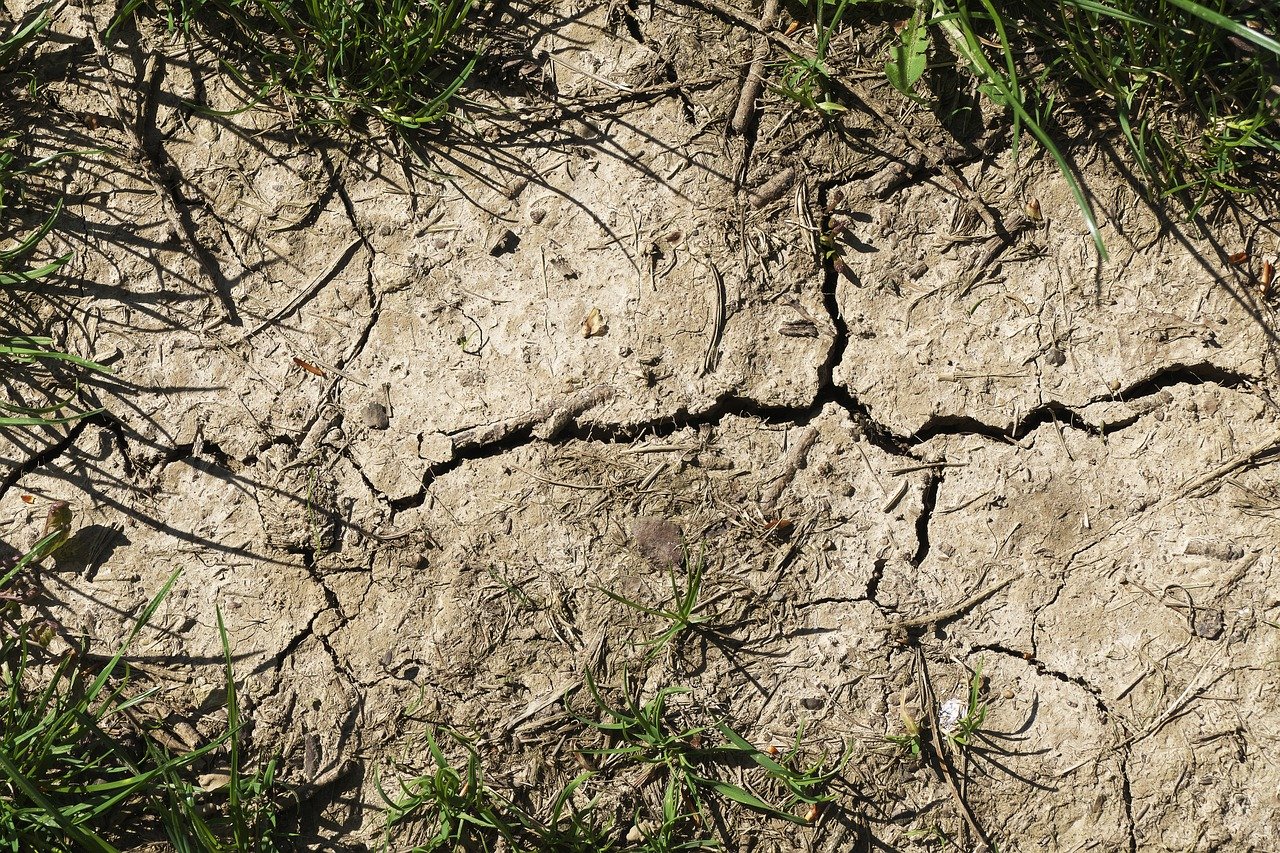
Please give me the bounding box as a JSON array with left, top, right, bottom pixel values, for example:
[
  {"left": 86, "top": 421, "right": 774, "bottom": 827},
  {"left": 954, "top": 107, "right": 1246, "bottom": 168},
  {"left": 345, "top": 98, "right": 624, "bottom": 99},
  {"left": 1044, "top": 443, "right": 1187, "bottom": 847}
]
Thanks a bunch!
[
  {"left": 361, "top": 402, "right": 390, "bottom": 430},
  {"left": 632, "top": 516, "right": 683, "bottom": 567},
  {"left": 489, "top": 228, "right": 519, "bottom": 256}
]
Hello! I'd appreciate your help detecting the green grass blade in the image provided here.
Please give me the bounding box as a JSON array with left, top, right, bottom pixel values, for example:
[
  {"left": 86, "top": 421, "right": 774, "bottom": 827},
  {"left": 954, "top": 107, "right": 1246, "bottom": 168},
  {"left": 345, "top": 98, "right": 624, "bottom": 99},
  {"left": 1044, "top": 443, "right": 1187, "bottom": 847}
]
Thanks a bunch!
[
  {"left": 0, "top": 408, "right": 105, "bottom": 427},
  {"left": 688, "top": 773, "right": 807, "bottom": 824},
  {"left": 1164, "top": 0, "right": 1280, "bottom": 56},
  {"left": 933, "top": 0, "right": 1107, "bottom": 257},
  {"left": 0, "top": 749, "right": 120, "bottom": 852},
  {"left": 80, "top": 570, "right": 181, "bottom": 707},
  {"left": 217, "top": 606, "right": 248, "bottom": 847},
  {"left": 1058, "top": 0, "right": 1151, "bottom": 26}
]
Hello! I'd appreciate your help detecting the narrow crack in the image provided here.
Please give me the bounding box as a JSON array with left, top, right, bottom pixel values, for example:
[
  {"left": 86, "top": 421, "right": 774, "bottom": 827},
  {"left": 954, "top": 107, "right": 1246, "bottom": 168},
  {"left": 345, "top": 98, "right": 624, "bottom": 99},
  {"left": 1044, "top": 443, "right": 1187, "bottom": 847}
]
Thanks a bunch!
[
  {"left": 393, "top": 383, "right": 918, "bottom": 512},
  {"left": 909, "top": 361, "right": 1254, "bottom": 445},
  {"left": 866, "top": 556, "right": 887, "bottom": 604},
  {"left": 1115, "top": 360, "right": 1249, "bottom": 400},
  {"left": 267, "top": 551, "right": 340, "bottom": 676},
  {"left": 615, "top": 0, "right": 646, "bottom": 44},
  {"left": 0, "top": 414, "right": 101, "bottom": 500},
  {"left": 974, "top": 642, "right": 1113, "bottom": 721},
  {"left": 249, "top": 157, "right": 1261, "bottom": 612},
  {"left": 382, "top": 178, "right": 916, "bottom": 506},
  {"left": 341, "top": 279, "right": 382, "bottom": 373},
  {"left": 797, "top": 594, "right": 869, "bottom": 609},
  {"left": 910, "top": 471, "right": 941, "bottom": 568},
  {"left": 272, "top": 617, "right": 317, "bottom": 676},
  {"left": 284, "top": 550, "right": 359, "bottom": 690},
  {"left": 1120, "top": 749, "right": 1137, "bottom": 853}
]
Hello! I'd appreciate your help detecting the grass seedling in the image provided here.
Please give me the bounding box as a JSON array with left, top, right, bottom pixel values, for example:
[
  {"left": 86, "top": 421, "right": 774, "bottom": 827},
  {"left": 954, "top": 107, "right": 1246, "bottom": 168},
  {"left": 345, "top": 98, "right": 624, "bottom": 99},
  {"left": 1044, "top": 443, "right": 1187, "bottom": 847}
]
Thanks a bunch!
[
  {"left": 378, "top": 727, "right": 518, "bottom": 852},
  {"left": 517, "top": 771, "right": 618, "bottom": 853},
  {"left": 380, "top": 728, "right": 623, "bottom": 852},
  {"left": 599, "top": 554, "right": 721, "bottom": 659},
  {"left": 0, "top": 2, "right": 52, "bottom": 69},
  {"left": 773, "top": 0, "right": 855, "bottom": 116},
  {"left": 942, "top": 660, "right": 988, "bottom": 752},
  {"left": 585, "top": 671, "right": 841, "bottom": 837},
  {"left": 885, "top": 663, "right": 989, "bottom": 759},
  {"left": 905, "top": 823, "right": 956, "bottom": 846},
  {"left": 1, "top": 531, "right": 288, "bottom": 851},
  {"left": 930, "top": 0, "right": 1107, "bottom": 257},
  {"left": 885, "top": 689, "right": 926, "bottom": 759},
  {"left": 2, "top": 13, "right": 111, "bottom": 431}
]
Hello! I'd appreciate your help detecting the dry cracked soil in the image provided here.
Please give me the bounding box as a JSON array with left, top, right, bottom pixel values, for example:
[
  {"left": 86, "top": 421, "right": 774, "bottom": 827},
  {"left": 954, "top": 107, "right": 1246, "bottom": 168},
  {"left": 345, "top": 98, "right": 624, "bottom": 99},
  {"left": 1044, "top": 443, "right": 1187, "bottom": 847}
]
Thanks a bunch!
[{"left": 6, "top": 0, "right": 1280, "bottom": 850}]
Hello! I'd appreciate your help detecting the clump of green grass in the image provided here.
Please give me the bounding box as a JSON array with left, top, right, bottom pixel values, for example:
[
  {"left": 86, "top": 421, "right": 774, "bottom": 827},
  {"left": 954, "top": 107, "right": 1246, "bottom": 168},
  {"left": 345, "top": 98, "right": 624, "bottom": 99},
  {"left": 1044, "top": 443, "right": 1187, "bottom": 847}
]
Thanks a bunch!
[
  {"left": 153, "top": 608, "right": 290, "bottom": 852},
  {"left": 584, "top": 672, "right": 842, "bottom": 837},
  {"left": 380, "top": 674, "right": 847, "bottom": 851},
  {"left": 773, "top": 0, "right": 853, "bottom": 116},
  {"left": 379, "top": 727, "right": 615, "bottom": 852},
  {"left": 2, "top": 9, "right": 112, "bottom": 429},
  {"left": 1, "top": 538, "right": 287, "bottom": 851},
  {"left": 110, "top": 0, "right": 478, "bottom": 130},
  {"left": 884, "top": 661, "right": 990, "bottom": 759},
  {"left": 598, "top": 555, "right": 722, "bottom": 660},
  {"left": 883, "top": 0, "right": 1280, "bottom": 250}
]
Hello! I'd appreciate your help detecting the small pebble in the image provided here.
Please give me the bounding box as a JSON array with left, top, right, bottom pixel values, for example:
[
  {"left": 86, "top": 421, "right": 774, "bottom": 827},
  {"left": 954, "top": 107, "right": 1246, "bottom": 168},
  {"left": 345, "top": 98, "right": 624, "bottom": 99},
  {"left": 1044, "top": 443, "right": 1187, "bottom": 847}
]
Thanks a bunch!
[
  {"left": 632, "top": 516, "right": 683, "bottom": 567},
  {"left": 362, "top": 402, "right": 390, "bottom": 430},
  {"left": 1192, "top": 608, "right": 1224, "bottom": 640}
]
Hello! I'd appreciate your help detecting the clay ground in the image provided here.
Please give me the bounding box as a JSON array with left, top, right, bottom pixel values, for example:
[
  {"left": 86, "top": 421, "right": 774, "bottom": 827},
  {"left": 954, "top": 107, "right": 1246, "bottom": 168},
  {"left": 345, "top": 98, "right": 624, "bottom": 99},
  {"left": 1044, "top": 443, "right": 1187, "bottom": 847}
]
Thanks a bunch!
[{"left": 6, "top": 0, "right": 1280, "bottom": 849}]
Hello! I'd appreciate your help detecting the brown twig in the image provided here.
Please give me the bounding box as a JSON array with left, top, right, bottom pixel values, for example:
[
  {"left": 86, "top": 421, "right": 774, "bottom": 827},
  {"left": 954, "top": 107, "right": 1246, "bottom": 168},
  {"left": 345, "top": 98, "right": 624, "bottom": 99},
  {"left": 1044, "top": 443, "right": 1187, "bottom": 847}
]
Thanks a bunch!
[
  {"left": 728, "top": 0, "right": 780, "bottom": 136},
  {"left": 239, "top": 237, "right": 363, "bottom": 342},
  {"left": 915, "top": 648, "right": 993, "bottom": 849},
  {"left": 890, "top": 571, "right": 1023, "bottom": 631},
  {"left": 1174, "top": 430, "right": 1280, "bottom": 498},
  {"left": 760, "top": 425, "right": 817, "bottom": 512},
  {"left": 701, "top": 263, "right": 727, "bottom": 376},
  {"left": 449, "top": 384, "right": 615, "bottom": 451}
]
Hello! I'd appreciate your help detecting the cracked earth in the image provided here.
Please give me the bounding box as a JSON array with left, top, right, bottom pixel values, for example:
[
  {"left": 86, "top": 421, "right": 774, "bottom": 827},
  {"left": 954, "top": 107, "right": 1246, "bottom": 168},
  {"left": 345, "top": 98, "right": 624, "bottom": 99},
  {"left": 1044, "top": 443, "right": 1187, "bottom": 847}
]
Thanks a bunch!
[{"left": 6, "top": 0, "right": 1280, "bottom": 849}]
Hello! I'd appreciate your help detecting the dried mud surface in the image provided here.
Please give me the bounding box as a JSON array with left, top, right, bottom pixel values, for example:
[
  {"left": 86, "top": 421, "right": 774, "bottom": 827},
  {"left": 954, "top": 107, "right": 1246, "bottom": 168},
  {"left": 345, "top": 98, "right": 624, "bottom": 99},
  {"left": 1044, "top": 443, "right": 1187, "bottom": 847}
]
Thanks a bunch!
[{"left": 7, "top": 0, "right": 1280, "bottom": 849}]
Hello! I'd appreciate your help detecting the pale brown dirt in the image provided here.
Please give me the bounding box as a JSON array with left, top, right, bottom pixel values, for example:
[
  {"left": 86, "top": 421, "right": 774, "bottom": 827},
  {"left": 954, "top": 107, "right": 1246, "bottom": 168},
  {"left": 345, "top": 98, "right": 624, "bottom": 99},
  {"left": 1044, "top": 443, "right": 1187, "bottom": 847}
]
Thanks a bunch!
[{"left": 6, "top": 0, "right": 1280, "bottom": 849}]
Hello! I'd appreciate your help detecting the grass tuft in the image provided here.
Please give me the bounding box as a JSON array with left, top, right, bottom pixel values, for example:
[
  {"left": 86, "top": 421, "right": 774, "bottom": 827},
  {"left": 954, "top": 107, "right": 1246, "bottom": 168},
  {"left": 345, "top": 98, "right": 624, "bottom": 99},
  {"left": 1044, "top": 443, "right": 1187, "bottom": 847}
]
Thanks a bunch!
[
  {"left": 1, "top": 532, "right": 287, "bottom": 851},
  {"left": 598, "top": 554, "right": 721, "bottom": 659},
  {"left": 585, "top": 671, "right": 842, "bottom": 831},
  {"left": 112, "top": 0, "right": 479, "bottom": 130},
  {"left": 880, "top": 0, "right": 1280, "bottom": 246}
]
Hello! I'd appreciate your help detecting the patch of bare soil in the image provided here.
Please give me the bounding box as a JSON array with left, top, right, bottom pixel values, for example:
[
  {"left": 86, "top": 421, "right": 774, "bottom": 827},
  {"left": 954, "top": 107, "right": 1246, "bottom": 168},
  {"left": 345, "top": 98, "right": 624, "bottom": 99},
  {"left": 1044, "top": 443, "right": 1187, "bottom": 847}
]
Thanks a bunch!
[{"left": 8, "top": 0, "right": 1280, "bottom": 848}]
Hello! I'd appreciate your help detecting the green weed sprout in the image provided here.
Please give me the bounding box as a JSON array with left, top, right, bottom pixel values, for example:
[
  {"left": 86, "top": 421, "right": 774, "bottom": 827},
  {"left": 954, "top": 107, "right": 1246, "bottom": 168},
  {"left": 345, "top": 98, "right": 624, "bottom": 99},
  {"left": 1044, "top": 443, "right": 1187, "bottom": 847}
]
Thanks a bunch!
[
  {"left": 379, "top": 727, "right": 518, "bottom": 852},
  {"left": 598, "top": 555, "right": 718, "bottom": 659},
  {"left": 885, "top": 689, "right": 926, "bottom": 758},
  {"left": 773, "top": 0, "right": 855, "bottom": 116},
  {"left": 154, "top": 608, "right": 289, "bottom": 851},
  {"left": 941, "top": 660, "right": 989, "bottom": 752},
  {"left": 585, "top": 672, "right": 840, "bottom": 833},
  {"left": 379, "top": 727, "right": 618, "bottom": 853}
]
